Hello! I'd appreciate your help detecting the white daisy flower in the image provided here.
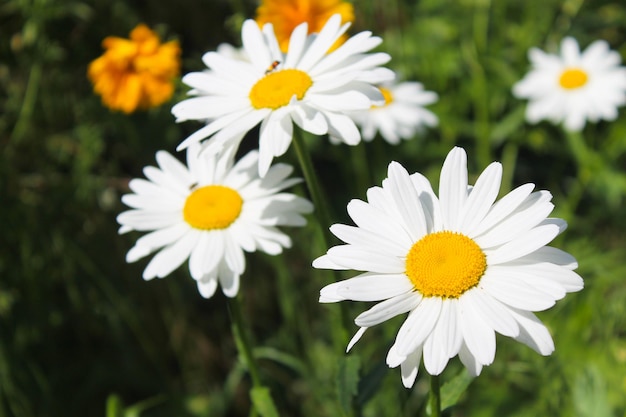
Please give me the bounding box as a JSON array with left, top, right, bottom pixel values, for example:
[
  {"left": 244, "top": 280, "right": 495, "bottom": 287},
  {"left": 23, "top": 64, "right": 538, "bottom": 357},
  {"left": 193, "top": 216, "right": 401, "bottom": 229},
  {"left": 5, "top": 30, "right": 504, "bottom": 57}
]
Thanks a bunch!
[
  {"left": 117, "top": 144, "right": 313, "bottom": 299},
  {"left": 350, "top": 81, "right": 438, "bottom": 145},
  {"left": 513, "top": 36, "right": 626, "bottom": 131},
  {"left": 172, "top": 14, "right": 394, "bottom": 176},
  {"left": 314, "top": 147, "right": 583, "bottom": 388}
]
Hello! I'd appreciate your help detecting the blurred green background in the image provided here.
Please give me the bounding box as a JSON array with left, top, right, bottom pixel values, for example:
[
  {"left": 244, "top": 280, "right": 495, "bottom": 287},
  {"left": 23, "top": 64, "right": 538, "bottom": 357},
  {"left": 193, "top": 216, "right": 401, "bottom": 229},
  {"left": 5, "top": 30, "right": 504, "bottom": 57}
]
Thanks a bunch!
[{"left": 1, "top": 0, "right": 626, "bottom": 416}]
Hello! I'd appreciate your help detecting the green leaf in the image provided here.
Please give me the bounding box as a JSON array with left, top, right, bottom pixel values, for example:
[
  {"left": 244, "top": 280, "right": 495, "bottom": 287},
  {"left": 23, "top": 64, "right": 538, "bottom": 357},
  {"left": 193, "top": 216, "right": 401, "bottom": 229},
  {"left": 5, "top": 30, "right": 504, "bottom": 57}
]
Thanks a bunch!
[
  {"left": 356, "top": 360, "right": 388, "bottom": 407},
  {"left": 250, "top": 386, "right": 280, "bottom": 417},
  {"left": 440, "top": 369, "right": 474, "bottom": 412},
  {"left": 573, "top": 366, "right": 614, "bottom": 417},
  {"left": 489, "top": 104, "right": 526, "bottom": 146},
  {"left": 105, "top": 394, "right": 124, "bottom": 417},
  {"left": 427, "top": 369, "right": 474, "bottom": 414},
  {"left": 336, "top": 355, "right": 361, "bottom": 414}
]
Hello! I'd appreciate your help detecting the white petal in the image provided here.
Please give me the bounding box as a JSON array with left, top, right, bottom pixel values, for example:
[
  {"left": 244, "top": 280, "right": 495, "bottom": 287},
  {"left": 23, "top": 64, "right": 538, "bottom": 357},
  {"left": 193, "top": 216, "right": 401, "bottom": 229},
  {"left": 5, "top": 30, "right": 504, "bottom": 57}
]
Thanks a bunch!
[
  {"left": 508, "top": 262, "right": 583, "bottom": 293},
  {"left": 175, "top": 109, "right": 251, "bottom": 151},
  {"left": 386, "top": 343, "right": 406, "bottom": 368},
  {"left": 509, "top": 308, "right": 554, "bottom": 355},
  {"left": 386, "top": 162, "right": 428, "bottom": 241},
  {"left": 355, "top": 291, "right": 421, "bottom": 327},
  {"left": 329, "top": 223, "right": 407, "bottom": 256},
  {"left": 346, "top": 199, "right": 414, "bottom": 249},
  {"left": 395, "top": 297, "right": 441, "bottom": 356},
  {"left": 480, "top": 267, "right": 557, "bottom": 311},
  {"left": 156, "top": 151, "right": 192, "bottom": 184},
  {"left": 292, "top": 104, "right": 328, "bottom": 135},
  {"left": 224, "top": 233, "right": 246, "bottom": 274},
  {"left": 324, "top": 111, "right": 361, "bottom": 145},
  {"left": 142, "top": 231, "right": 198, "bottom": 279},
  {"left": 218, "top": 260, "right": 240, "bottom": 297},
  {"left": 459, "top": 162, "right": 502, "bottom": 235},
  {"left": 439, "top": 147, "right": 468, "bottom": 230},
  {"left": 400, "top": 347, "right": 423, "bottom": 388},
  {"left": 347, "top": 327, "right": 367, "bottom": 352},
  {"left": 297, "top": 15, "right": 346, "bottom": 71},
  {"left": 410, "top": 172, "right": 441, "bottom": 232},
  {"left": 326, "top": 245, "right": 405, "bottom": 273},
  {"left": 470, "top": 183, "right": 535, "bottom": 238},
  {"left": 284, "top": 22, "right": 308, "bottom": 68},
  {"left": 188, "top": 232, "right": 211, "bottom": 280},
  {"left": 487, "top": 223, "right": 561, "bottom": 265},
  {"left": 310, "top": 90, "right": 372, "bottom": 112},
  {"left": 423, "top": 299, "right": 459, "bottom": 375},
  {"left": 459, "top": 296, "right": 496, "bottom": 366},
  {"left": 505, "top": 246, "right": 578, "bottom": 270},
  {"left": 117, "top": 210, "right": 181, "bottom": 232},
  {"left": 126, "top": 245, "right": 151, "bottom": 263},
  {"left": 329, "top": 272, "right": 413, "bottom": 301},
  {"left": 475, "top": 193, "right": 553, "bottom": 248},
  {"left": 241, "top": 19, "right": 272, "bottom": 70},
  {"left": 461, "top": 288, "right": 519, "bottom": 337},
  {"left": 197, "top": 276, "right": 219, "bottom": 299},
  {"left": 458, "top": 341, "right": 483, "bottom": 377},
  {"left": 131, "top": 223, "right": 190, "bottom": 258},
  {"left": 258, "top": 110, "right": 293, "bottom": 176},
  {"left": 314, "top": 254, "right": 351, "bottom": 273}
]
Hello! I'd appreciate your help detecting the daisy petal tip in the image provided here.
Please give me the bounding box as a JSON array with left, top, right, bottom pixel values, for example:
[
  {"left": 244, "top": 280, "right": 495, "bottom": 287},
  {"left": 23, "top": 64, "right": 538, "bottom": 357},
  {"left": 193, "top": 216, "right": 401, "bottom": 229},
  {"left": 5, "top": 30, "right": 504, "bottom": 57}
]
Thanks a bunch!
[
  {"left": 346, "top": 327, "right": 367, "bottom": 352},
  {"left": 312, "top": 254, "right": 339, "bottom": 269},
  {"left": 118, "top": 225, "right": 132, "bottom": 235},
  {"left": 387, "top": 160, "right": 408, "bottom": 176},
  {"left": 141, "top": 269, "right": 157, "bottom": 281},
  {"left": 319, "top": 284, "right": 344, "bottom": 303}
]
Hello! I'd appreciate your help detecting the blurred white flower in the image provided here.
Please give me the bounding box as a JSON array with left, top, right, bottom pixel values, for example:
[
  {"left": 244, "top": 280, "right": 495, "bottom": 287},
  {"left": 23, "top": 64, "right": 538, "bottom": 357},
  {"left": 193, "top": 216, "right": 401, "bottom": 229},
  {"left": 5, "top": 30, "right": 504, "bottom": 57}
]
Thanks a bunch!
[
  {"left": 350, "top": 81, "right": 438, "bottom": 145},
  {"left": 513, "top": 37, "right": 626, "bottom": 131},
  {"left": 117, "top": 144, "right": 313, "bottom": 299},
  {"left": 315, "top": 147, "right": 583, "bottom": 387}
]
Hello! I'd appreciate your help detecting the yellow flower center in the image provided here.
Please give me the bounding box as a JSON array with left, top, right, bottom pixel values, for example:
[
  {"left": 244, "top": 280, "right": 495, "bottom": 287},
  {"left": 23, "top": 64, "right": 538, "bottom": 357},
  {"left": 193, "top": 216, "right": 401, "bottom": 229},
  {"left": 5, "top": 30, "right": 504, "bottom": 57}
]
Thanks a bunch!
[
  {"left": 559, "top": 68, "right": 588, "bottom": 90},
  {"left": 183, "top": 185, "right": 243, "bottom": 230},
  {"left": 405, "top": 231, "right": 486, "bottom": 298},
  {"left": 249, "top": 69, "right": 313, "bottom": 109},
  {"left": 372, "top": 87, "right": 394, "bottom": 109}
]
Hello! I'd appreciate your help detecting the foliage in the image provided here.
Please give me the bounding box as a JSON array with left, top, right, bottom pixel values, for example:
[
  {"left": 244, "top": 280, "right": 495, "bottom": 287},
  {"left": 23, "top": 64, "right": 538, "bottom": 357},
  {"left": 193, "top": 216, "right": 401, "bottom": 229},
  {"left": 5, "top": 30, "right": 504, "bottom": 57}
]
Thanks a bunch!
[{"left": 1, "top": 0, "right": 626, "bottom": 416}]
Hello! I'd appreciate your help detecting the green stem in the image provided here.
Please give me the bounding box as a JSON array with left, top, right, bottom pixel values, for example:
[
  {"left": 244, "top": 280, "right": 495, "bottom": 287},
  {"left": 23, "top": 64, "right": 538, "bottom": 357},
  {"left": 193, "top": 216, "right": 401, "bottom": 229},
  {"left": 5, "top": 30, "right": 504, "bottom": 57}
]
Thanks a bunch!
[
  {"left": 429, "top": 374, "right": 441, "bottom": 417},
  {"left": 290, "top": 130, "right": 352, "bottom": 352},
  {"left": 500, "top": 142, "right": 519, "bottom": 197},
  {"left": 12, "top": 62, "right": 42, "bottom": 143},
  {"left": 563, "top": 129, "right": 591, "bottom": 214},
  {"left": 471, "top": 0, "right": 492, "bottom": 169},
  {"left": 227, "top": 296, "right": 262, "bottom": 388},
  {"left": 291, "top": 128, "right": 334, "bottom": 247},
  {"left": 350, "top": 139, "right": 372, "bottom": 197}
]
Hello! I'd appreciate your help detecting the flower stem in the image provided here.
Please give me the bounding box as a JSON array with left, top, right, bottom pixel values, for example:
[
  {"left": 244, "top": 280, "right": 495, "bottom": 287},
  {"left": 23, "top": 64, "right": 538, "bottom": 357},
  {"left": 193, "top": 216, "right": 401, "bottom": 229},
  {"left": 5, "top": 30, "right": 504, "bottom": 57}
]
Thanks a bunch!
[
  {"left": 429, "top": 374, "right": 442, "bottom": 417},
  {"left": 563, "top": 129, "right": 592, "bottom": 214},
  {"left": 291, "top": 128, "right": 334, "bottom": 247},
  {"left": 290, "top": 129, "right": 353, "bottom": 348},
  {"left": 227, "top": 295, "right": 262, "bottom": 388},
  {"left": 500, "top": 141, "right": 519, "bottom": 196}
]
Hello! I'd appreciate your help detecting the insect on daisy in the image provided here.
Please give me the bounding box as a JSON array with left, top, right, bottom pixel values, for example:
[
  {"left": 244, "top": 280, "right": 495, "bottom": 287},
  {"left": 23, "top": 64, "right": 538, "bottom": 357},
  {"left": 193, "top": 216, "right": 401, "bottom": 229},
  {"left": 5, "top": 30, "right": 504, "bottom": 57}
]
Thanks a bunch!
[
  {"left": 88, "top": 24, "right": 181, "bottom": 114},
  {"left": 171, "top": 14, "right": 395, "bottom": 176},
  {"left": 350, "top": 81, "right": 439, "bottom": 145},
  {"left": 513, "top": 36, "right": 626, "bottom": 131},
  {"left": 117, "top": 144, "right": 313, "bottom": 299},
  {"left": 314, "top": 147, "right": 583, "bottom": 387}
]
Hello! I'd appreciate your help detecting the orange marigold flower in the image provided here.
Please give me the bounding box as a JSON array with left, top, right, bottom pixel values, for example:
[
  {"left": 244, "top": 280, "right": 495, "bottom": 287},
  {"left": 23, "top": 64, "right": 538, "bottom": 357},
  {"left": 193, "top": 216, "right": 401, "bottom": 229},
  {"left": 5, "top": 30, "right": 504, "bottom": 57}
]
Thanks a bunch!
[
  {"left": 88, "top": 24, "right": 181, "bottom": 114},
  {"left": 255, "top": 0, "right": 354, "bottom": 52}
]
